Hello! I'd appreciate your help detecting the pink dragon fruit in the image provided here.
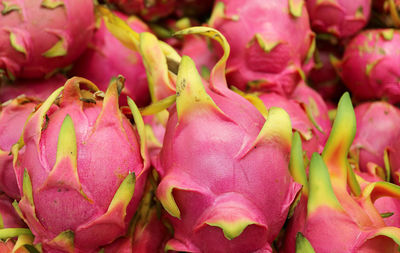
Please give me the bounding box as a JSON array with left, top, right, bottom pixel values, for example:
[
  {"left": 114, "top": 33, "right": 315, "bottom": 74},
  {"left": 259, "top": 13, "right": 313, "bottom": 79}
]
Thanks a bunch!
[
  {"left": 155, "top": 27, "right": 300, "bottom": 252},
  {"left": 350, "top": 101, "right": 400, "bottom": 173},
  {"left": 283, "top": 93, "right": 400, "bottom": 252},
  {"left": 71, "top": 11, "right": 150, "bottom": 107},
  {"left": 209, "top": 0, "right": 315, "bottom": 96},
  {"left": 0, "top": 74, "right": 67, "bottom": 103},
  {"left": 0, "top": 0, "right": 95, "bottom": 79},
  {"left": 335, "top": 29, "right": 400, "bottom": 103},
  {"left": 0, "top": 96, "right": 41, "bottom": 199},
  {"left": 107, "top": 0, "right": 176, "bottom": 21},
  {"left": 0, "top": 193, "right": 25, "bottom": 228},
  {"left": 306, "top": 0, "right": 372, "bottom": 38},
  {"left": 12, "top": 77, "right": 149, "bottom": 252},
  {"left": 308, "top": 39, "right": 346, "bottom": 102}
]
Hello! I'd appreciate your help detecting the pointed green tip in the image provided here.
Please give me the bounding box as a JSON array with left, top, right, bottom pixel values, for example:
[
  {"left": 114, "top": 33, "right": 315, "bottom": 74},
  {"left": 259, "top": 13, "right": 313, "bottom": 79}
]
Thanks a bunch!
[
  {"left": 296, "top": 232, "right": 316, "bottom": 253},
  {"left": 290, "top": 132, "right": 308, "bottom": 195},
  {"left": 206, "top": 219, "right": 255, "bottom": 240},
  {"left": 308, "top": 153, "right": 343, "bottom": 215}
]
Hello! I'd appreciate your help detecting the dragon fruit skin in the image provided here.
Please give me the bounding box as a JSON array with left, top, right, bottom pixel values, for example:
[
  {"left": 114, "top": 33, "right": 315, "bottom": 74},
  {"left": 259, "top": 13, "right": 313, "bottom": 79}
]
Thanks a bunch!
[
  {"left": 0, "top": 0, "right": 95, "bottom": 79},
  {"left": 389, "top": 137, "right": 400, "bottom": 185},
  {"left": 308, "top": 39, "right": 346, "bottom": 103},
  {"left": 0, "top": 96, "right": 41, "bottom": 199},
  {"left": 0, "top": 193, "right": 25, "bottom": 228},
  {"left": 155, "top": 27, "right": 301, "bottom": 252},
  {"left": 336, "top": 29, "right": 400, "bottom": 102},
  {"left": 351, "top": 101, "right": 400, "bottom": 172},
  {"left": 107, "top": 0, "right": 176, "bottom": 21},
  {"left": 290, "top": 82, "right": 332, "bottom": 147},
  {"left": 258, "top": 92, "right": 319, "bottom": 157},
  {"left": 209, "top": 0, "right": 315, "bottom": 96},
  {"left": 0, "top": 74, "right": 67, "bottom": 103},
  {"left": 306, "top": 0, "right": 371, "bottom": 38},
  {"left": 12, "top": 77, "right": 149, "bottom": 252},
  {"left": 71, "top": 12, "right": 150, "bottom": 107}
]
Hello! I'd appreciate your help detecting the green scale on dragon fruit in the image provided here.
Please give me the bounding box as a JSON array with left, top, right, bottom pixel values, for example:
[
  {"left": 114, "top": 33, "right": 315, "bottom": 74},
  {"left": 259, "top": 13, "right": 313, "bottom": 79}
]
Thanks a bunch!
[
  {"left": 209, "top": 0, "right": 315, "bottom": 96},
  {"left": 0, "top": 0, "right": 95, "bottom": 79},
  {"left": 12, "top": 77, "right": 150, "bottom": 252}
]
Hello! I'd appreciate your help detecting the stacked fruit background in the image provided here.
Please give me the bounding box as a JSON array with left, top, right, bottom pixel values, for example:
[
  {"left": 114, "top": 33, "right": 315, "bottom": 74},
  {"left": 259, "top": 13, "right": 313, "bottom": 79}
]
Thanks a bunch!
[{"left": 1, "top": 0, "right": 400, "bottom": 252}]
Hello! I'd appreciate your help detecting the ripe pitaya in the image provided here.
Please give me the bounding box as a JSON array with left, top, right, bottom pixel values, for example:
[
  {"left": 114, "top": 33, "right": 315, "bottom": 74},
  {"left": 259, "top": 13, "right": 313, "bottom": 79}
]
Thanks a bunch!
[
  {"left": 0, "top": 193, "right": 25, "bottom": 228},
  {"left": 71, "top": 11, "right": 151, "bottom": 107},
  {"left": 209, "top": 0, "right": 315, "bottom": 96},
  {"left": 0, "top": 96, "right": 41, "bottom": 199},
  {"left": 308, "top": 39, "right": 346, "bottom": 102},
  {"left": 0, "top": 0, "right": 95, "bottom": 79},
  {"left": 12, "top": 77, "right": 149, "bottom": 252},
  {"left": 107, "top": 0, "right": 176, "bottom": 21},
  {"left": 350, "top": 101, "right": 400, "bottom": 173},
  {"left": 389, "top": 137, "right": 400, "bottom": 185},
  {"left": 306, "top": 0, "right": 372, "bottom": 38},
  {"left": 156, "top": 27, "right": 301, "bottom": 252},
  {"left": 335, "top": 29, "right": 400, "bottom": 103},
  {"left": 282, "top": 93, "right": 400, "bottom": 252},
  {"left": 0, "top": 74, "right": 67, "bottom": 103}
]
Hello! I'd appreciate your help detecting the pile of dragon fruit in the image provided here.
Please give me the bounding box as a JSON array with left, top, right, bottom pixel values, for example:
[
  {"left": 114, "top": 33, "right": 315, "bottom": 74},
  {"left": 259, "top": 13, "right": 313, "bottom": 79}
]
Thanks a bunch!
[{"left": 2, "top": 0, "right": 400, "bottom": 252}]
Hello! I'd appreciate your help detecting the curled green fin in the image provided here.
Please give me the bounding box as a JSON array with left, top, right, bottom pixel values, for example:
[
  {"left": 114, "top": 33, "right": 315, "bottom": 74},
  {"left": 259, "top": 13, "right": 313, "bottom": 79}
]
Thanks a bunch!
[{"left": 296, "top": 232, "right": 316, "bottom": 253}]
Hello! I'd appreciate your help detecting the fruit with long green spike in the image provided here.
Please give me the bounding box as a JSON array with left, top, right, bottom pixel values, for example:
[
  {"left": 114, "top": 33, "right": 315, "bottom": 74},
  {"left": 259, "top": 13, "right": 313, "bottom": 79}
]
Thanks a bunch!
[
  {"left": 155, "top": 27, "right": 301, "bottom": 252},
  {"left": 12, "top": 77, "right": 149, "bottom": 252},
  {"left": 71, "top": 11, "right": 151, "bottom": 107},
  {"left": 0, "top": 0, "right": 95, "bottom": 79},
  {"left": 209, "top": 0, "right": 315, "bottom": 95},
  {"left": 335, "top": 29, "right": 400, "bottom": 102},
  {"left": 0, "top": 96, "right": 41, "bottom": 199},
  {"left": 306, "top": 0, "right": 372, "bottom": 38},
  {"left": 282, "top": 93, "right": 400, "bottom": 252}
]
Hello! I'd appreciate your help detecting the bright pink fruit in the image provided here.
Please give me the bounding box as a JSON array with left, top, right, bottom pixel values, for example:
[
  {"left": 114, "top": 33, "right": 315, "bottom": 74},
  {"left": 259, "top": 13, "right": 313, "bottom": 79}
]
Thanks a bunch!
[
  {"left": 0, "top": 96, "right": 40, "bottom": 199},
  {"left": 306, "top": 0, "right": 371, "bottom": 38},
  {"left": 336, "top": 29, "right": 400, "bottom": 102},
  {"left": 0, "top": 75, "right": 67, "bottom": 103},
  {"left": 0, "top": 0, "right": 95, "bottom": 79},
  {"left": 156, "top": 28, "right": 301, "bottom": 252},
  {"left": 389, "top": 137, "right": 400, "bottom": 185},
  {"left": 13, "top": 77, "right": 149, "bottom": 252},
  {"left": 0, "top": 193, "right": 25, "bottom": 228},
  {"left": 72, "top": 11, "right": 150, "bottom": 107},
  {"left": 209, "top": 0, "right": 315, "bottom": 96},
  {"left": 351, "top": 101, "right": 400, "bottom": 172}
]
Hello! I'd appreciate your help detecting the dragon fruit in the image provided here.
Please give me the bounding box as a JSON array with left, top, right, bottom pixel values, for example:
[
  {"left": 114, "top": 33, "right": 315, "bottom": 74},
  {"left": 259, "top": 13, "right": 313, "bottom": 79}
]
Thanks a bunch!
[
  {"left": 155, "top": 27, "right": 300, "bottom": 252},
  {"left": 0, "top": 0, "right": 95, "bottom": 79},
  {"left": 306, "top": 0, "right": 372, "bottom": 38},
  {"left": 71, "top": 11, "right": 151, "bottom": 107},
  {"left": 209, "top": 0, "right": 315, "bottom": 96},
  {"left": 0, "top": 74, "right": 67, "bottom": 103},
  {"left": 0, "top": 193, "right": 25, "bottom": 228},
  {"left": 0, "top": 96, "right": 41, "bottom": 199},
  {"left": 107, "top": 0, "right": 176, "bottom": 21},
  {"left": 308, "top": 39, "right": 346, "bottom": 102},
  {"left": 371, "top": 0, "right": 400, "bottom": 27},
  {"left": 389, "top": 137, "right": 400, "bottom": 185},
  {"left": 350, "top": 101, "right": 400, "bottom": 173},
  {"left": 283, "top": 93, "right": 400, "bottom": 252},
  {"left": 335, "top": 29, "right": 400, "bottom": 103},
  {"left": 12, "top": 77, "right": 149, "bottom": 252}
]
